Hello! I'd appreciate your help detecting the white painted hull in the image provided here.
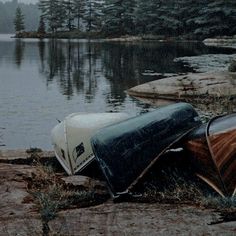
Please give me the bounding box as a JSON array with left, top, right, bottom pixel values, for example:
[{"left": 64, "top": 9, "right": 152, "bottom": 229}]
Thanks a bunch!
[{"left": 51, "top": 113, "right": 129, "bottom": 175}]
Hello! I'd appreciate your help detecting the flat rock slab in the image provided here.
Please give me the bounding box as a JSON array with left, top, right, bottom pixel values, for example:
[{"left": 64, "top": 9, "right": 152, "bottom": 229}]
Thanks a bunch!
[
  {"left": 175, "top": 54, "right": 236, "bottom": 73},
  {"left": 128, "top": 71, "right": 236, "bottom": 102},
  {"left": 0, "top": 163, "right": 42, "bottom": 236},
  {"left": 203, "top": 38, "right": 236, "bottom": 49},
  {"left": 1, "top": 150, "right": 235, "bottom": 235},
  {"left": 0, "top": 149, "right": 54, "bottom": 162},
  {"left": 50, "top": 203, "right": 236, "bottom": 236}
]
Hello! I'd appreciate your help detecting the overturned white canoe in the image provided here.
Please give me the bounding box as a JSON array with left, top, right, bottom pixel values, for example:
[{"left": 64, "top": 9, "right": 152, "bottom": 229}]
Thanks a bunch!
[{"left": 51, "top": 113, "right": 129, "bottom": 175}]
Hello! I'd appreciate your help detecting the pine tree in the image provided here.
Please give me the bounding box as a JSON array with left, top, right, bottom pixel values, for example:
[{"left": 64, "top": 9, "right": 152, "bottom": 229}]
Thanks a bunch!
[
  {"left": 102, "top": 0, "right": 124, "bottom": 36},
  {"left": 73, "top": 0, "right": 86, "bottom": 30},
  {"left": 84, "top": 0, "right": 103, "bottom": 32},
  {"left": 64, "top": 0, "right": 76, "bottom": 31},
  {"left": 190, "top": 0, "right": 236, "bottom": 37},
  {"left": 102, "top": 0, "right": 136, "bottom": 36},
  {"left": 136, "top": 0, "right": 156, "bottom": 34},
  {"left": 136, "top": 0, "right": 173, "bottom": 35},
  {"left": 122, "top": 0, "right": 136, "bottom": 34},
  {"left": 14, "top": 6, "right": 25, "bottom": 33},
  {"left": 38, "top": 0, "right": 65, "bottom": 33},
  {"left": 37, "top": 16, "right": 46, "bottom": 34},
  {"left": 56, "top": 0, "right": 67, "bottom": 31}
]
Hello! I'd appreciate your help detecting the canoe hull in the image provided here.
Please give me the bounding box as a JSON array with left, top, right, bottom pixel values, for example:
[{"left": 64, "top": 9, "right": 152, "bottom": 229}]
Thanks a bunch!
[
  {"left": 184, "top": 113, "right": 236, "bottom": 196},
  {"left": 91, "top": 103, "right": 202, "bottom": 197},
  {"left": 51, "top": 113, "right": 130, "bottom": 175}
]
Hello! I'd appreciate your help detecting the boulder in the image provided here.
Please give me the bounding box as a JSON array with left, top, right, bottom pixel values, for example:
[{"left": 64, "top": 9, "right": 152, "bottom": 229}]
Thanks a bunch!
[{"left": 128, "top": 71, "right": 236, "bottom": 102}]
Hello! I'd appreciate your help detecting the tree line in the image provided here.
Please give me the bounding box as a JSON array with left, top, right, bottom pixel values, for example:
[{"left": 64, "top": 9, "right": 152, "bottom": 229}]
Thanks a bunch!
[
  {"left": 38, "top": 0, "right": 103, "bottom": 33},
  {"left": 2, "top": 0, "right": 236, "bottom": 38},
  {"left": 38, "top": 0, "right": 236, "bottom": 38}
]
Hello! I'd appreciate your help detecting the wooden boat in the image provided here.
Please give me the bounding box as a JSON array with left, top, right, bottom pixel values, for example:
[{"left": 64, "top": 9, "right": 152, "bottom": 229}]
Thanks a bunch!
[
  {"left": 51, "top": 112, "right": 130, "bottom": 175},
  {"left": 91, "top": 103, "right": 202, "bottom": 198},
  {"left": 184, "top": 113, "right": 236, "bottom": 197}
]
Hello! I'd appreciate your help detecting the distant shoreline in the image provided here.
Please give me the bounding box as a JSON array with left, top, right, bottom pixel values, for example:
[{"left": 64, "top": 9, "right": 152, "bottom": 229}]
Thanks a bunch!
[
  {"left": 12, "top": 31, "right": 202, "bottom": 42},
  {"left": 12, "top": 31, "right": 236, "bottom": 44}
]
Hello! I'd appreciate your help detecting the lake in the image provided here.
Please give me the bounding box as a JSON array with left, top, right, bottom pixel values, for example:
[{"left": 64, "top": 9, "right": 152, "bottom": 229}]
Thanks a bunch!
[{"left": 0, "top": 34, "right": 235, "bottom": 150}]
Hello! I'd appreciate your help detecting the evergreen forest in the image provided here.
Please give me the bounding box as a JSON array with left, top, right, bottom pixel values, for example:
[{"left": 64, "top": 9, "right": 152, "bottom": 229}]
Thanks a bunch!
[
  {"left": 1, "top": 0, "right": 236, "bottom": 39},
  {"left": 38, "top": 0, "right": 236, "bottom": 39}
]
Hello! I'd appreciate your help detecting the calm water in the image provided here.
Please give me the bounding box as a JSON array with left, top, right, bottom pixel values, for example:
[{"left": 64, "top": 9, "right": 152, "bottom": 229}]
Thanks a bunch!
[{"left": 0, "top": 34, "right": 236, "bottom": 150}]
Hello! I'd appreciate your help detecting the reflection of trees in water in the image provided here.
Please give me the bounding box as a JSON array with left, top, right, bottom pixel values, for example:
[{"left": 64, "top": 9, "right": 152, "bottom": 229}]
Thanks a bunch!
[
  {"left": 101, "top": 42, "right": 222, "bottom": 106},
  {"left": 102, "top": 41, "right": 236, "bottom": 89},
  {"left": 65, "top": 42, "right": 74, "bottom": 99},
  {"left": 38, "top": 40, "right": 45, "bottom": 71},
  {"left": 101, "top": 43, "right": 137, "bottom": 105},
  {"left": 41, "top": 40, "right": 74, "bottom": 98},
  {"left": 14, "top": 40, "right": 25, "bottom": 68},
  {"left": 72, "top": 45, "right": 84, "bottom": 95},
  {"left": 83, "top": 43, "right": 99, "bottom": 103},
  {"left": 134, "top": 42, "right": 197, "bottom": 75},
  {"left": 39, "top": 41, "right": 198, "bottom": 103},
  {"left": 134, "top": 42, "right": 236, "bottom": 75},
  {"left": 71, "top": 42, "right": 101, "bottom": 102},
  {"left": 40, "top": 40, "right": 101, "bottom": 100},
  {"left": 43, "top": 40, "right": 65, "bottom": 82},
  {"left": 38, "top": 41, "right": 226, "bottom": 108}
]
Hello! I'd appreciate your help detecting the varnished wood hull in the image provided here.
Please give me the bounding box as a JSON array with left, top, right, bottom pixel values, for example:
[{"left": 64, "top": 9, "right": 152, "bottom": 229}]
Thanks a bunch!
[{"left": 184, "top": 114, "right": 236, "bottom": 196}]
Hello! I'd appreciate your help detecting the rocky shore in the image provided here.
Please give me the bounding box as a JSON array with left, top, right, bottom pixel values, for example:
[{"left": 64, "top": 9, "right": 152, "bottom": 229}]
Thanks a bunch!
[
  {"left": 203, "top": 36, "right": 236, "bottom": 48},
  {"left": 128, "top": 71, "right": 236, "bottom": 103},
  {"left": 0, "top": 149, "right": 235, "bottom": 235}
]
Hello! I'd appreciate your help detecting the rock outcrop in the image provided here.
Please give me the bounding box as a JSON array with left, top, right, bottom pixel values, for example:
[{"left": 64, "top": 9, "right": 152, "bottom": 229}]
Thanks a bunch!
[
  {"left": 0, "top": 150, "right": 235, "bottom": 235},
  {"left": 128, "top": 71, "right": 236, "bottom": 103},
  {"left": 49, "top": 203, "right": 236, "bottom": 236},
  {"left": 0, "top": 163, "right": 42, "bottom": 235}
]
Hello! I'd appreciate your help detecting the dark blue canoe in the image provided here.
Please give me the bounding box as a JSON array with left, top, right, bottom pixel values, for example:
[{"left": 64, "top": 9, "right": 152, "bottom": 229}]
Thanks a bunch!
[{"left": 91, "top": 103, "right": 202, "bottom": 198}]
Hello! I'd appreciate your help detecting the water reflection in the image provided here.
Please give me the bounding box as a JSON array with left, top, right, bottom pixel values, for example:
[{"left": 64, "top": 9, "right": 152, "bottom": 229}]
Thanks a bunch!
[
  {"left": 38, "top": 40, "right": 45, "bottom": 71},
  {"left": 35, "top": 40, "right": 236, "bottom": 102},
  {"left": 14, "top": 39, "right": 25, "bottom": 67},
  {"left": 11, "top": 39, "right": 236, "bottom": 105},
  {"left": 36, "top": 41, "right": 203, "bottom": 102},
  {"left": 11, "top": 39, "right": 236, "bottom": 102},
  {"left": 2, "top": 36, "right": 236, "bottom": 149}
]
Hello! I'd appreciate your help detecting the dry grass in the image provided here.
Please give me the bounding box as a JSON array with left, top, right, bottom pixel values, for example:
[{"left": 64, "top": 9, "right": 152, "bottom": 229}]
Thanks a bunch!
[
  {"left": 139, "top": 164, "right": 236, "bottom": 207},
  {"left": 139, "top": 173, "right": 236, "bottom": 224},
  {"left": 138, "top": 168, "right": 207, "bottom": 204},
  {"left": 131, "top": 150, "right": 236, "bottom": 224},
  {"left": 195, "top": 95, "right": 236, "bottom": 123},
  {"left": 27, "top": 161, "right": 106, "bottom": 236}
]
